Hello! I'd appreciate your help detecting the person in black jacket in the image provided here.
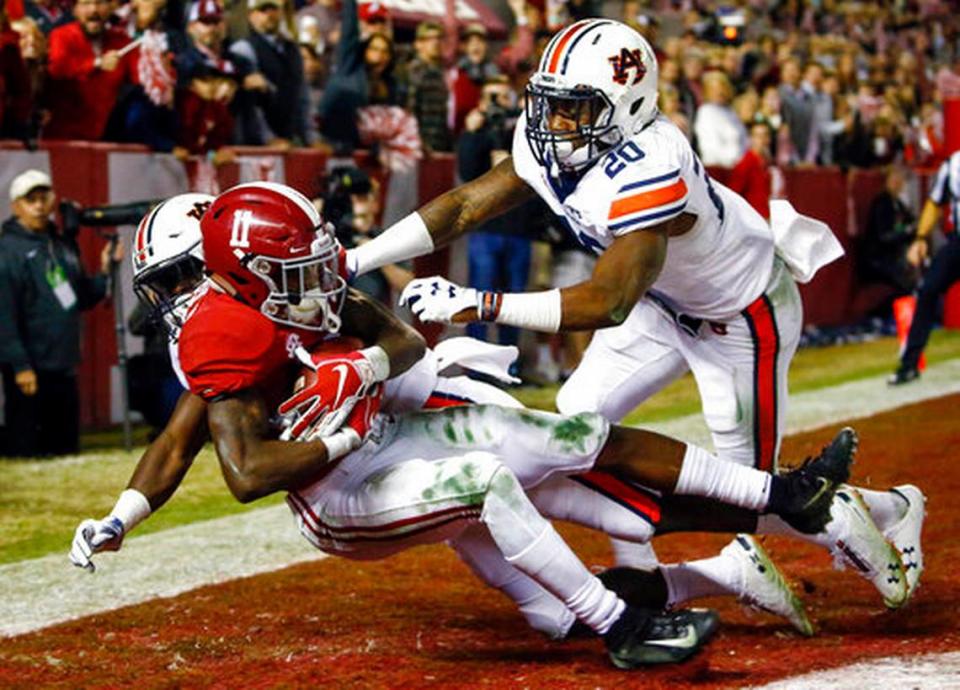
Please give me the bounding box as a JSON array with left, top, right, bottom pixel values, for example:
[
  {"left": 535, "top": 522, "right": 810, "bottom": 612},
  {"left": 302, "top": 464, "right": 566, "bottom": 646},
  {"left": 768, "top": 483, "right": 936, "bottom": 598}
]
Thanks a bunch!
[
  {"left": 0, "top": 170, "right": 122, "bottom": 456},
  {"left": 859, "top": 166, "right": 919, "bottom": 294},
  {"left": 317, "top": 0, "right": 397, "bottom": 154},
  {"left": 228, "top": 0, "right": 309, "bottom": 146}
]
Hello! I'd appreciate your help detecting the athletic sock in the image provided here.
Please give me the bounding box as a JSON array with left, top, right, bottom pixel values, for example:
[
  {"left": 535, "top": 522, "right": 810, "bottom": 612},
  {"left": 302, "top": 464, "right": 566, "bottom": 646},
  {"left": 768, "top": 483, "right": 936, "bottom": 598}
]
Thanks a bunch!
[
  {"left": 451, "top": 525, "right": 576, "bottom": 640},
  {"left": 482, "top": 467, "right": 625, "bottom": 635},
  {"left": 857, "top": 488, "right": 908, "bottom": 532},
  {"left": 610, "top": 539, "right": 660, "bottom": 570},
  {"left": 660, "top": 555, "right": 741, "bottom": 608},
  {"left": 674, "top": 443, "right": 772, "bottom": 511}
]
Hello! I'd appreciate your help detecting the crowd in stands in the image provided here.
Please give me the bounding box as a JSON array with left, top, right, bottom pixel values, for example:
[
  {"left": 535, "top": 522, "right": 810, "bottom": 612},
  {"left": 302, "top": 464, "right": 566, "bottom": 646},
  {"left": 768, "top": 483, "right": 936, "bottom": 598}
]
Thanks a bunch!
[{"left": 0, "top": 0, "right": 955, "bottom": 171}]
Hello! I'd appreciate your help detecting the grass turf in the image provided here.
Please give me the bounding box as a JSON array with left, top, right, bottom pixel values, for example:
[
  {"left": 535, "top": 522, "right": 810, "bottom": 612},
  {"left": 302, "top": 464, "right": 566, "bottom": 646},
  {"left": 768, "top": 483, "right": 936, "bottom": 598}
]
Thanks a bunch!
[{"left": 1, "top": 330, "right": 958, "bottom": 565}]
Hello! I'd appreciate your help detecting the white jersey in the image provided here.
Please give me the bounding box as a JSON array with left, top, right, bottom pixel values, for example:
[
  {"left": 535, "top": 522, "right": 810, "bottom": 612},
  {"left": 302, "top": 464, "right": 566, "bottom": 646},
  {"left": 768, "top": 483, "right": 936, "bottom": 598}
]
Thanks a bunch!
[{"left": 512, "top": 113, "right": 775, "bottom": 320}]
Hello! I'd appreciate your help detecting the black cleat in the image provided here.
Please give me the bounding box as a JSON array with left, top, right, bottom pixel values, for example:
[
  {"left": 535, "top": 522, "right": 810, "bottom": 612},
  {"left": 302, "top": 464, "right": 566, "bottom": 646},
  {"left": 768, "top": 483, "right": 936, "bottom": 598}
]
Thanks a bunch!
[
  {"left": 887, "top": 366, "right": 920, "bottom": 386},
  {"left": 798, "top": 426, "right": 859, "bottom": 484},
  {"left": 773, "top": 427, "right": 859, "bottom": 534},
  {"left": 604, "top": 607, "right": 719, "bottom": 668}
]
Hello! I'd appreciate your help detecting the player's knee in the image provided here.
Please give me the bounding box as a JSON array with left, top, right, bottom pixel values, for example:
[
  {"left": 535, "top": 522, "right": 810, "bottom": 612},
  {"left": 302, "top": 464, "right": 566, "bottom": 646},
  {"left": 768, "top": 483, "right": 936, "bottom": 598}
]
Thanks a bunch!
[{"left": 556, "top": 376, "right": 601, "bottom": 416}]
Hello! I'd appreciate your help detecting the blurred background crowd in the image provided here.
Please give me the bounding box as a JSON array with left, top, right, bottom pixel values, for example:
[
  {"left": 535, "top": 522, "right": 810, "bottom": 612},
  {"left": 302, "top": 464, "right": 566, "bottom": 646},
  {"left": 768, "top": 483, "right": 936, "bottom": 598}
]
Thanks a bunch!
[{"left": 0, "top": 0, "right": 955, "bottom": 167}]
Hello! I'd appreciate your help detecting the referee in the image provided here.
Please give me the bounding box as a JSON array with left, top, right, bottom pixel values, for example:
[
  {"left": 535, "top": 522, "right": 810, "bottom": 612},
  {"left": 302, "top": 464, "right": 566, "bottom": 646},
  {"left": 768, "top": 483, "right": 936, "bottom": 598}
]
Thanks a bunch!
[{"left": 889, "top": 151, "right": 960, "bottom": 385}]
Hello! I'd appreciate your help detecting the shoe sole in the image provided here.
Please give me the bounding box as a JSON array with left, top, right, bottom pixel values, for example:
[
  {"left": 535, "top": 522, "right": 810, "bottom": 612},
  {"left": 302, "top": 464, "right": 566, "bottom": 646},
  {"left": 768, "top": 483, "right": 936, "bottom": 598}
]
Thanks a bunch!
[
  {"left": 833, "top": 488, "right": 909, "bottom": 609},
  {"left": 730, "top": 535, "right": 814, "bottom": 636},
  {"left": 884, "top": 484, "right": 926, "bottom": 602}
]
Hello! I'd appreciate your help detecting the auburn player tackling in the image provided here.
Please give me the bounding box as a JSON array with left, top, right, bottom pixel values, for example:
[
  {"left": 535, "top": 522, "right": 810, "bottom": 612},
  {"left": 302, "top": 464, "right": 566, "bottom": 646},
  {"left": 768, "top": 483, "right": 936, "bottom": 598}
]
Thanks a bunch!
[{"left": 345, "top": 18, "right": 923, "bottom": 590}]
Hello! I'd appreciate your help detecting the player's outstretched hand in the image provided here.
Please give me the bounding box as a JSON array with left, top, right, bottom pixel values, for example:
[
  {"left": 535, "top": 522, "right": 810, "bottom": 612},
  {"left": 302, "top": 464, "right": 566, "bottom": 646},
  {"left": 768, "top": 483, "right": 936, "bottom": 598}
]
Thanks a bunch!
[
  {"left": 279, "top": 347, "right": 378, "bottom": 441},
  {"left": 399, "top": 276, "right": 479, "bottom": 324},
  {"left": 69, "top": 516, "right": 125, "bottom": 573}
]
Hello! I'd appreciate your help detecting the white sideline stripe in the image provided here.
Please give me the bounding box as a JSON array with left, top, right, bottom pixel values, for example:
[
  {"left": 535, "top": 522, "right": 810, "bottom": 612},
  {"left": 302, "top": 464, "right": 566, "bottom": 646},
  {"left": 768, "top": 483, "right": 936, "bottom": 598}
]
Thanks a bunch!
[
  {"left": 3, "top": 362, "right": 959, "bottom": 639},
  {"left": 0, "top": 506, "right": 322, "bottom": 637},
  {"left": 644, "top": 358, "right": 960, "bottom": 448},
  {"left": 751, "top": 652, "right": 960, "bottom": 689}
]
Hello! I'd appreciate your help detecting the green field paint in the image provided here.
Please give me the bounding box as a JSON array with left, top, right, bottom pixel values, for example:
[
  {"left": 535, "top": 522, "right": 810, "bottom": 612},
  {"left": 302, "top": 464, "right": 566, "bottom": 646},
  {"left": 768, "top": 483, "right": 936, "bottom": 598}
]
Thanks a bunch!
[{"left": 551, "top": 414, "right": 593, "bottom": 453}]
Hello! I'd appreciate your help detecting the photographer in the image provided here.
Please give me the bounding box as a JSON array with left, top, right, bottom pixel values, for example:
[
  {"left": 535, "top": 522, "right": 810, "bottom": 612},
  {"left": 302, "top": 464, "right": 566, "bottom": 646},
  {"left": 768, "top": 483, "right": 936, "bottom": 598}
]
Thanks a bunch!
[
  {"left": 0, "top": 170, "right": 123, "bottom": 457},
  {"left": 456, "top": 76, "right": 536, "bottom": 363}
]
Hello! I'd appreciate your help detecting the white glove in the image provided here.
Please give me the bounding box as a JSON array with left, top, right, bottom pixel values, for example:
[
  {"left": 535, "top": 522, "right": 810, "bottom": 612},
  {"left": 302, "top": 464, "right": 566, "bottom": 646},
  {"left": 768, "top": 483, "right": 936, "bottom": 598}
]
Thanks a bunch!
[
  {"left": 399, "top": 276, "right": 479, "bottom": 323},
  {"left": 69, "top": 516, "right": 125, "bottom": 572}
]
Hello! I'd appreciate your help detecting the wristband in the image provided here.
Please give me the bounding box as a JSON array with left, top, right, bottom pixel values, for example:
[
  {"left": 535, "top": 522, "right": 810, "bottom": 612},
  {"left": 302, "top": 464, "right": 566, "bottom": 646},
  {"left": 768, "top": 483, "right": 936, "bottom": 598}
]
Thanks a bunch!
[
  {"left": 351, "top": 212, "right": 434, "bottom": 277},
  {"left": 323, "top": 428, "right": 361, "bottom": 461},
  {"left": 492, "top": 289, "right": 563, "bottom": 333},
  {"left": 110, "top": 489, "right": 152, "bottom": 532},
  {"left": 478, "top": 291, "right": 503, "bottom": 321},
  {"left": 358, "top": 345, "right": 391, "bottom": 382}
]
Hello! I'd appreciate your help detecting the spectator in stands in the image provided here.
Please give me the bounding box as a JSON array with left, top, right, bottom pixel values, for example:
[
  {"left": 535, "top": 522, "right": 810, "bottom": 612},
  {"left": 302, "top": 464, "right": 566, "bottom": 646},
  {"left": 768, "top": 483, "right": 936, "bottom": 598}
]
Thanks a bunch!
[
  {"left": 859, "top": 165, "right": 918, "bottom": 295},
  {"left": 778, "top": 57, "right": 816, "bottom": 164},
  {"left": 694, "top": 71, "right": 746, "bottom": 167},
  {"left": 318, "top": 0, "right": 398, "bottom": 154},
  {"left": 728, "top": 121, "right": 773, "bottom": 220},
  {"left": 801, "top": 61, "right": 833, "bottom": 164},
  {"left": 43, "top": 0, "right": 136, "bottom": 141},
  {"left": 756, "top": 85, "right": 792, "bottom": 166},
  {"left": 109, "top": 0, "right": 185, "bottom": 150},
  {"left": 889, "top": 151, "right": 960, "bottom": 386},
  {"left": 0, "top": 170, "right": 123, "bottom": 457},
  {"left": 0, "top": 6, "right": 33, "bottom": 141},
  {"left": 174, "top": 0, "right": 253, "bottom": 159},
  {"left": 10, "top": 16, "right": 45, "bottom": 133},
  {"left": 229, "top": 0, "right": 309, "bottom": 147},
  {"left": 450, "top": 23, "right": 499, "bottom": 135},
  {"left": 405, "top": 21, "right": 451, "bottom": 153}
]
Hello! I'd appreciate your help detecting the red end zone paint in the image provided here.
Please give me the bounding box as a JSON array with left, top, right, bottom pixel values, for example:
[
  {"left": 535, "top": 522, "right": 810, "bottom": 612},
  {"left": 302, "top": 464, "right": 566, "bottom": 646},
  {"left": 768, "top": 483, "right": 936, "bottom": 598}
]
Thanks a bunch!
[{"left": 3, "top": 395, "right": 958, "bottom": 688}]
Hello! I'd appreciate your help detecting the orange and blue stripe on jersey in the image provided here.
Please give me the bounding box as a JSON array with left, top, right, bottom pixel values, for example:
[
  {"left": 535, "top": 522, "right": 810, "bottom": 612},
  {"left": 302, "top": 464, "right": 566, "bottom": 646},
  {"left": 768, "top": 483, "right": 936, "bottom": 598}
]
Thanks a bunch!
[{"left": 608, "top": 169, "right": 689, "bottom": 232}]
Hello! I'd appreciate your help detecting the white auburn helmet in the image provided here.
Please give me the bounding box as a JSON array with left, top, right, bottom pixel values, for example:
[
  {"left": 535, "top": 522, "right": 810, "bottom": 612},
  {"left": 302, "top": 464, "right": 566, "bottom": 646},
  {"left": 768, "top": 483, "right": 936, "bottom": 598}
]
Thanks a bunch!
[
  {"left": 525, "top": 18, "right": 659, "bottom": 173},
  {"left": 132, "top": 193, "right": 213, "bottom": 338}
]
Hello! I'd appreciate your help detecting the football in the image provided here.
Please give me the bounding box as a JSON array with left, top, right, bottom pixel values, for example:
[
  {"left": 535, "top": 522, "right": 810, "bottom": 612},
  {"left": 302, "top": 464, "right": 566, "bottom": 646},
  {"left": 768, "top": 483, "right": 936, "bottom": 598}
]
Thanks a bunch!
[{"left": 292, "top": 335, "right": 364, "bottom": 392}]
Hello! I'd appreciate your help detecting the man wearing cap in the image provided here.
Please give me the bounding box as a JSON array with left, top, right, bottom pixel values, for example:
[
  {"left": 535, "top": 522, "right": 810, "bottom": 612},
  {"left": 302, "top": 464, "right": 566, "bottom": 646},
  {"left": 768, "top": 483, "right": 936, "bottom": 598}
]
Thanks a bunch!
[
  {"left": 44, "top": 0, "right": 136, "bottom": 140},
  {"left": 228, "top": 0, "right": 309, "bottom": 147},
  {"left": 357, "top": 0, "right": 390, "bottom": 40},
  {"left": 404, "top": 20, "right": 452, "bottom": 152},
  {"left": 0, "top": 170, "right": 123, "bottom": 456}
]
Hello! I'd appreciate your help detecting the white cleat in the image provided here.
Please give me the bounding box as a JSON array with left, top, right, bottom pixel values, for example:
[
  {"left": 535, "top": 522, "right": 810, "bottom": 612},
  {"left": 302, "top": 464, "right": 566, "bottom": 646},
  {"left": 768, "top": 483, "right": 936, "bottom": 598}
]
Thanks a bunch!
[
  {"left": 722, "top": 534, "right": 814, "bottom": 636},
  {"left": 882, "top": 484, "right": 926, "bottom": 602},
  {"left": 826, "top": 488, "right": 908, "bottom": 609}
]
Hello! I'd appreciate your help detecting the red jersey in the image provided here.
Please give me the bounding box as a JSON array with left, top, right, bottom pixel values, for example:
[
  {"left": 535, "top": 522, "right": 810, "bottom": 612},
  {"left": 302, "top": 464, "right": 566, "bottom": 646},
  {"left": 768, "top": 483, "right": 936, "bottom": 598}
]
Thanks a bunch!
[{"left": 177, "top": 289, "right": 324, "bottom": 404}]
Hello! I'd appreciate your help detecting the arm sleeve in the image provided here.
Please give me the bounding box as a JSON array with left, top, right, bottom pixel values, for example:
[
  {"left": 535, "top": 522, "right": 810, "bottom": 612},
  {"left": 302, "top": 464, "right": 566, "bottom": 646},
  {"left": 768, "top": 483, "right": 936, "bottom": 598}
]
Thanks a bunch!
[{"left": 334, "top": 0, "right": 363, "bottom": 75}]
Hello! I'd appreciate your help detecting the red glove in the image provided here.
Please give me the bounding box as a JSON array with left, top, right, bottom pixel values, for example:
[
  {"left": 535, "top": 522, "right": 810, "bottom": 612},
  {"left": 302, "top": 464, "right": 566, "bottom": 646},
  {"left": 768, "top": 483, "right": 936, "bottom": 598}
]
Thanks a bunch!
[
  {"left": 343, "top": 382, "right": 383, "bottom": 441},
  {"left": 278, "top": 348, "right": 378, "bottom": 441}
]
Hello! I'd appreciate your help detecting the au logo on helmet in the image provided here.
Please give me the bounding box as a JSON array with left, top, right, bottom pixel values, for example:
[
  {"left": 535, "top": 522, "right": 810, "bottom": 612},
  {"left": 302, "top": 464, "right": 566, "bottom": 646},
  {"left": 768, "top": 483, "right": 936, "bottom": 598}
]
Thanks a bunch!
[{"left": 608, "top": 47, "right": 647, "bottom": 86}]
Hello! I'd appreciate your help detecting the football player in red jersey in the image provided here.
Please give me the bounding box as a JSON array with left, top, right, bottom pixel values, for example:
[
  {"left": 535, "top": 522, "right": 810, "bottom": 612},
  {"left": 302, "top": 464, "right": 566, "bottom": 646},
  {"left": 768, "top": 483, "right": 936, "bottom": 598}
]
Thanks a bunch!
[{"left": 71, "top": 185, "right": 897, "bottom": 664}]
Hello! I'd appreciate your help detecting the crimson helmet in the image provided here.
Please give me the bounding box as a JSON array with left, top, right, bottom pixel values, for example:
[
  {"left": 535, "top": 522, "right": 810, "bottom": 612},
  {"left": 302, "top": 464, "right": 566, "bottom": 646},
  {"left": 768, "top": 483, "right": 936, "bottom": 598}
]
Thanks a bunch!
[{"left": 201, "top": 182, "right": 346, "bottom": 333}]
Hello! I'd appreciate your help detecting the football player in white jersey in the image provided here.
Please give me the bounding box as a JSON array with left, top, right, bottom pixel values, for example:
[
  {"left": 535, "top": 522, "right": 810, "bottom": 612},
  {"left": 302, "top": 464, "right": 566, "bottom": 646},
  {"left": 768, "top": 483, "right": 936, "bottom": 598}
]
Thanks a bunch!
[{"left": 343, "top": 19, "right": 925, "bottom": 601}]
